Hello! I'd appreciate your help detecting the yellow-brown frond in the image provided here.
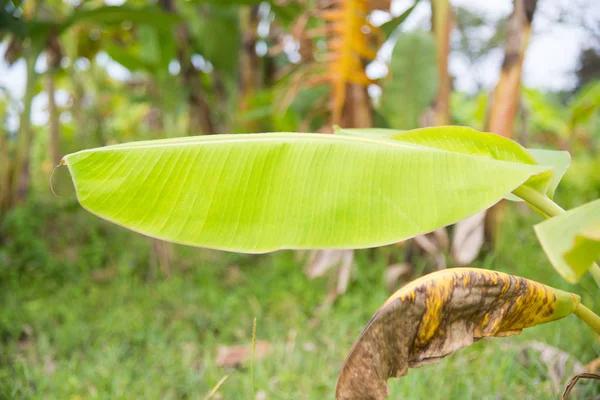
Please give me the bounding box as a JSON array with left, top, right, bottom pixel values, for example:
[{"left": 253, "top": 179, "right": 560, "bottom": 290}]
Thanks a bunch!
[
  {"left": 277, "top": 0, "right": 383, "bottom": 128},
  {"left": 319, "top": 0, "right": 376, "bottom": 125}
]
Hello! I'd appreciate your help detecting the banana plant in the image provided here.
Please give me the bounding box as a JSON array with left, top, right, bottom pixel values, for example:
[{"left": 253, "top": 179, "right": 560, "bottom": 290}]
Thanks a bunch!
[
  {"left": 0, "top": 2, "right": 182, "bottom": 213},
  {"left": 61, "top": 126, "right": 600, "bottom": 398},
  {"left": 523, "top": 81, "right": 600, "bottom": 148}
]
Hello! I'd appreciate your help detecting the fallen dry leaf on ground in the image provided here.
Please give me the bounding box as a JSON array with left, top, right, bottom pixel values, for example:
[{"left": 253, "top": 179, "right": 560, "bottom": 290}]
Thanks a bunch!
[
  {"left": 216, "top": 341, "right": 271, "bottom": 368},
  {"left": 336, "top": 268, "right": 580, "bottom": 400},
  {"left": 518, "top": 341, "right": 584, "bottom": 393}
]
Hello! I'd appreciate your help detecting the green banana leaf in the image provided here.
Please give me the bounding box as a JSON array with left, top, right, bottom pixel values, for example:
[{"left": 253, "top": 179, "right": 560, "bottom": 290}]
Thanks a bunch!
[
  {"left": 526, "top": 149, "right": 570, "bottom": 200},
  {"left": 63, "top": 127, "right": 553, "bottom": 253},
  {"left": 336, "top": 127, "right": 569, "bottom": 200},
  {"left": 535, "top": 199, "right": 600, "bottom": 283}
]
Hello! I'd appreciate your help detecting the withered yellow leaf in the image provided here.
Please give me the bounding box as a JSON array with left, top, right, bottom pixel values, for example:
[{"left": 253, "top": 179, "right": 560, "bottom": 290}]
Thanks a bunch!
[{"left": 336, "top": 268, "right": 580, "bottom": 400}]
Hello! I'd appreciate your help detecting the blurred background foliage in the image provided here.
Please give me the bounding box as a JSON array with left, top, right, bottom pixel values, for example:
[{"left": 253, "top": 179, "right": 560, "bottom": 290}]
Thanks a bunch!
[{"left": 1, "top": 0, "right": 600, "bottom": 398}]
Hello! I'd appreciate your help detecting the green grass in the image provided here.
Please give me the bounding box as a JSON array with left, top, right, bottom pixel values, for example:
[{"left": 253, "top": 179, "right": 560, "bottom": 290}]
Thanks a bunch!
[{"left": 1, "top": 203, "right": 599, "bottom": 399}]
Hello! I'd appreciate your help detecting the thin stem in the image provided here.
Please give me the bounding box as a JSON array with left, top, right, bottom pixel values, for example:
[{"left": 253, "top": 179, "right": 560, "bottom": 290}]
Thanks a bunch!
[
  {"left": 589, "top": 265, "right": 600, "bottom": 288},
  {"left": 512, "top": 185, "right": 600, "bottom": 288},
  {"left": 512, "top": 185, "right": 565, "bottom": 217},
  {"left": 574, "top": 303, "right": 600, "bottom": 336},
  {"left": 251, "top": 316, "right": 257, "bottom": 396}
]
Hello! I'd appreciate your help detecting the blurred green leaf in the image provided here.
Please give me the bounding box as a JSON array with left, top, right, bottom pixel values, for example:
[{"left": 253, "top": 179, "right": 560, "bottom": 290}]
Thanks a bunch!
[
  {"left": 184, "top": 4, "right": 240, "bottom": 75},
  {"left": 0, "top": 7, "right": 27, "bottom": 38},
  {"left": 186, "top": 0, "right": 263, "bottom": 4},
  {"left": 380, "top": 30, "right": 438, "bottom": 130},
  {"left": 535, "top": 199, "right": 600, "bottom": 283},
  {"left": 104, "top": 43, "right": 156, "bottom": 73},
  {"left": 569, "top": 80, "right": 600, "bottom": 129},
  {"left": 379, "top": 0, "right": 421, "bottom": 38},
  {"left": 237, "top": 89, "right": 300, "bottom": 132},
  {"left": 270, "top": 3, "right": 305, "bottom": 27},
  {"left": 522, "top": 87, "right": 568, "bottom": 137},
  {"left": 157, "top": 28, "right": 177, "bottom": 71},
  {"left": 138, "top": 25, "right": 162, "bottom": 67},
  {"left": 451, "top": 91, "right": 488, "bottom": 130},
  {"left": 289, "top": 84, "right": 329, "bottom": 118},
  {"left": 137, "top": 25, "right": 176, "bottom": 71},
  {"left": 67, "top": 6, "right": 182, "bottom": 28}
]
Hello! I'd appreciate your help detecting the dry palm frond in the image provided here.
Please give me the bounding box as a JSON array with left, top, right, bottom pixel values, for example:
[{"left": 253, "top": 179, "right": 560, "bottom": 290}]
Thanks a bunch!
[
  {"left": 275, "top": 0, "right": 383, "bottom": 127},
  {"left": 318, "top": 0, "right": 377, "bottom": 125}
]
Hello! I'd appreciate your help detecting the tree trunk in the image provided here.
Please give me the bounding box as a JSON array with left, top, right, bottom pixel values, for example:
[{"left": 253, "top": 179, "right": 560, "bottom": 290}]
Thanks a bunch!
[
  {"left": 72, "top": 77, "right": 87, "bottom": 143},
  {"left": 239, "top": 6, "right": 261, "bottom": 111},
  {"left": 160, "top": 0, "right": 214, "bottom": 135},
  {"left": 11, "top": 53, "right": 37, "bottom": 205},
  {"left": 177, "top": 24, "right": 214, "bottom": 135},
  {"left": 46, "top": 28, "right": 63, "bottom": 166},
  {"left": 148, "top": 239, "right": 173, "bottom": 280},
  {"left": 340, "top": 84, "right": 373, "bottom": 129},
  {"left": 485, "top": 0, "right": 538, "bottom": 245},
  {"left": 487, "top": 0, "right": 537, "bottom": 138},
  {"left": 211, "top": 71, "right": 229, "bottom": 134},
  {"left": 0, "top": 127, "right": 12, "bottom": 218},
  {"left": 431, "top": 0, "right": 452, "bottom": 126},
  {"left": 47, "top": 73, "right": 61, "bottom": 166}
]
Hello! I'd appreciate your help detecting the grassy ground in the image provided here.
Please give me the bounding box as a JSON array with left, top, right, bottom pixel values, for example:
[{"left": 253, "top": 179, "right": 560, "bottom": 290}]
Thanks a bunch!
[{"left": 1, "top": 200, "right": 599, "bottom": 399}]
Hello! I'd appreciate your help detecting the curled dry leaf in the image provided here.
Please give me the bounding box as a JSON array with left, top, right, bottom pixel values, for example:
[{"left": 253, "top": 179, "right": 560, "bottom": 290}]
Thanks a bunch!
[
  {"left": 560, "top": 372, "right": 600, "bottom": 400},
  {"left": 336, "top": 268, "right": 580, "bottom": 400}
]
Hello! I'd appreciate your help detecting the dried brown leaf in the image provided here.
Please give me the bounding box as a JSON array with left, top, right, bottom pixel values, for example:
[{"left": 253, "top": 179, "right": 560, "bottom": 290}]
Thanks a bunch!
[
  {"left": 216, "top": 341, "right": 271, "bottom": 368},
  {"left": 413, "top": 229, "right": 448, "bottom": 270},
  {"left": 432, "top": 228, "right": 449, "bottom": 251},
  {"left": 585, "top": 356, "right": 600, "bottom": 372},
  {"left": 384, "top": 263, "right": 412, "bottom": 292},
  {"left": 519, "top": 341, "right": 584, "bottom": 392},
  {"left": 305, "top": 249, "right": 353, "bottom": 279},
  {"left": 451, "top": 211, "right": 486, "bottom": 266},
  {"left": 367, "top": 0, "right": 391, "bottom": 10},
  {"left": 336, "top": 268, "right": 580, "bottom": 400}
]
